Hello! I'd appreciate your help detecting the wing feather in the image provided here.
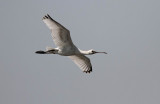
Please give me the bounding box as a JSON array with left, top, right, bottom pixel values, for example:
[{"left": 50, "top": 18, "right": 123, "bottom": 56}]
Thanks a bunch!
[
  {"left": 69, "top": 55, "right": 92, "bottom": 73},
  {"left": 42, "top": 14, "right": 74, "bottom": 48}
]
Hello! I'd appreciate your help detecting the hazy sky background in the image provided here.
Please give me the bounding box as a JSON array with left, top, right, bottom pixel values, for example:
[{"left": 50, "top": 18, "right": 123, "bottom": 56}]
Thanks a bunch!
[{"left": 0, "top": 0, "right": 160, "bottom": 104}]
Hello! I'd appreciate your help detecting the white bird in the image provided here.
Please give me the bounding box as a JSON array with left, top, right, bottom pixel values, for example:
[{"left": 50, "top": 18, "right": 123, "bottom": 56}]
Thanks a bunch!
[{"left": 36, "top": 14, "right": 107, "bottom": 73}]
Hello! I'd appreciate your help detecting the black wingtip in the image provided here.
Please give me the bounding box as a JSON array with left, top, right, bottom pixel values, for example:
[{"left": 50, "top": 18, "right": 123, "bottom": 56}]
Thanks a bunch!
[
  {"left": 47, "top": 14, "right": 50, "bottom": 17},
  {"left": 42, "top": 14, "right": 49, "bottom": 20},
  {"left": 42, "top": 14, "right": 53, "bottom": 20},
  {"left": 83, "top": 66, "right": 92, "bottom": 74}
]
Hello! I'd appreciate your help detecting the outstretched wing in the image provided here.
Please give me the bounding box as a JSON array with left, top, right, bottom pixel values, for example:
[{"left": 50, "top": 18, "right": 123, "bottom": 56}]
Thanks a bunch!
[
  {"left": 42, "top": 14, "right": 74, "bottom": 48},
  {"left": 69, "top": 55, "right": 92, "bottom": 73}
]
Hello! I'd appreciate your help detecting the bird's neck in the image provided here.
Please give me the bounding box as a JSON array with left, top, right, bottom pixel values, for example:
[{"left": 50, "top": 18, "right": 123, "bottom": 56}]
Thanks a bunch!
[{"left": 79, "top": 50, "right": 90, "bottom": 55}]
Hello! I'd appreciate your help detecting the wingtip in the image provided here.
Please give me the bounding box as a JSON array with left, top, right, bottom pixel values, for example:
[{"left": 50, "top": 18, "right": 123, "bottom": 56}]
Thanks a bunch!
[
  {"left": 42, "top": 14, "right": 53, "bottom": 20},
  {"left": 42, "top": 14, "right": 49, "bottom": 20},
  {"left": 47, "top": 14, "right": 50, "bottom": 17},
  {"left": 83, "top": 66, "right": 92, "bottom": 73}
]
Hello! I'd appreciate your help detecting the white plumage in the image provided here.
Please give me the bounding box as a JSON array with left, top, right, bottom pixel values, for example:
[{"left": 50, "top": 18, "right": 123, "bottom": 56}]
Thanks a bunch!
[{"left": 36, "top": 14, "right": 107, "bottom": 73}]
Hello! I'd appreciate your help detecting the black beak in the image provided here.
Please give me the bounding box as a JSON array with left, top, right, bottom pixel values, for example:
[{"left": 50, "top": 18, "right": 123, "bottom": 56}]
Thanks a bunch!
[{"left": 93, "top": 51, "right": 107, "bottom": 54}]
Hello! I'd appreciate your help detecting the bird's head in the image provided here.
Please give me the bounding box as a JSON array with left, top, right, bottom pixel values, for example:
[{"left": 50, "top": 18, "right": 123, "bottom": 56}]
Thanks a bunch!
[{"left": 89, "top": 49, "right": 107, "bottom": 55}]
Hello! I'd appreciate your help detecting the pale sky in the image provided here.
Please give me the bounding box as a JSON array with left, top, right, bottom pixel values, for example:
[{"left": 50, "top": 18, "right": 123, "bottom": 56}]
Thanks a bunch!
[{"left": 0, "top": 0, "right": 160, "bottom": 104}]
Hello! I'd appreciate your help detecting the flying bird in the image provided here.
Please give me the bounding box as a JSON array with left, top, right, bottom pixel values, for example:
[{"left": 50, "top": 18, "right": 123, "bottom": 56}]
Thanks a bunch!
[{"left": 36, "top": 14, "right": 107, "bottom": 73}]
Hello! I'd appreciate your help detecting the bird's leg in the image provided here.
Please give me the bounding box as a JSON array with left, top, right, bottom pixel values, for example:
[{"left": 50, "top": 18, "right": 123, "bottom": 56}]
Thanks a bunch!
[
  {"left": 35, "top": 48, "right": 58, "bottom": 54},
  {"left": 46, "top": 47, "right": 59, "bottom": 54},
  {"left": 35, "top": 50, "right": 47, "bottom": 54},
  {"left": 35, "top": 50, "right": 56, "bottom": 54},
  {"left": 46, "top": 49, "right": 57, "bottom": 54}
]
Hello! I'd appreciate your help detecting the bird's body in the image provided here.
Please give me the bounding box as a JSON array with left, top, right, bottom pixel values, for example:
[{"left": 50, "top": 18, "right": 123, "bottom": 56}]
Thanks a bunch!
[{"left": 36, "top": 14, "right": 107, "bottom": 73}]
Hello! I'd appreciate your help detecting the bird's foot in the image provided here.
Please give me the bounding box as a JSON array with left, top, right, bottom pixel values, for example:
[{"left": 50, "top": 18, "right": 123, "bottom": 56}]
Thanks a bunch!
[{"left": 35, "top": 50, "right": 46, "bottom": 54}]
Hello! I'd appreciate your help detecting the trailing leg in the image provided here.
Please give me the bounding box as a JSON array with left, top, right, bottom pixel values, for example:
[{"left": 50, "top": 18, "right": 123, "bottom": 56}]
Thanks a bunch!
[
  {"left": 35, "top": 47, "right": 58, "bottom": 54},
  {"left": 35, "top": 50, "right": 47, "bottom": 54}
]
